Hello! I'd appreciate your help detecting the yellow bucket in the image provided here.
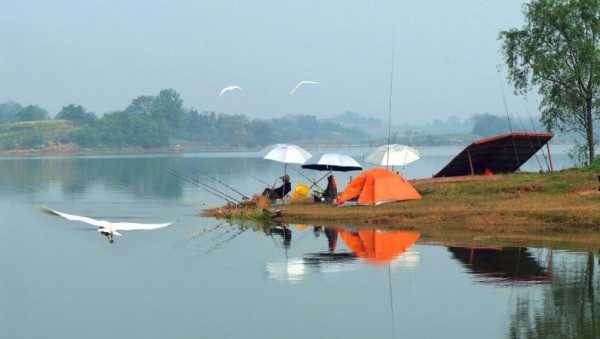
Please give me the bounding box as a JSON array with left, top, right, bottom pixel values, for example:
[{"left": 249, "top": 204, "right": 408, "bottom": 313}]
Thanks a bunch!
[{"left": 290, "top": 184, "right": 310, "bottom": 202}]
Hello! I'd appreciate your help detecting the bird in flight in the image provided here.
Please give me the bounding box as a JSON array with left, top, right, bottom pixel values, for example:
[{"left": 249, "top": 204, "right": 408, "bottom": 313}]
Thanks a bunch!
[
  {"left": 289, "top": 81, "right": 320, "bottom": 95},
  {"left": 219, "top": 85, "right": 243, "bottom": 97},
  {"left": 43, "top": 208, "right": 174, "bottom": 243}
]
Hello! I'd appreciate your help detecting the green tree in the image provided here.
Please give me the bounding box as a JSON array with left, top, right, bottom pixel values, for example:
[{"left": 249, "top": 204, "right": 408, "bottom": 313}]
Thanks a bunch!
[
  {"left": 56, "top": 104, "right": 96, "bottom": 124},
  {"left": 0, "top": 101, "right": 22, "bottom": 123},
  {"left": 15, "top": 105, "right": 49, "bottom": 121},
  {"left": 471, "top": 113, "right": 509, "bottom": 137},
  {"left": 126, "top": 96, "right": 155, "bottom": 115},
  {"left": 151, "top": 89, "right": 183, "bottom": 130},
  {"left": 500, "top": 0, "right": 600, "bottom": 165}
]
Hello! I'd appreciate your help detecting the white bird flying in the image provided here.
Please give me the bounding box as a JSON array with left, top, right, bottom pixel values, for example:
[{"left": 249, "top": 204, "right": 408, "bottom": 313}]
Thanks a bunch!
[
  {"left": 43, "top": 208, "right": 173, "bottom": 243},
  {"left": 289, "top": 81, "right": 320, "bottom": 95},
  {"left": 219, "top": 85, "right": 243, "bottom": 97}
]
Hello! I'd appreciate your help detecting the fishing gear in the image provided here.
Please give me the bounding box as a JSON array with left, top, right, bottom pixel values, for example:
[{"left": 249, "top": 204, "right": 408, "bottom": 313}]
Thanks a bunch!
[
  {"left": 288, "top": 166, "right": 324, "bottom": 191},
  {"left": 202, "top": 174, "right": 250, "bottom": 200},
  {"left": 168, "top": 169, "right": 234, "bottom": 204},
  {"left": 168, "top": 169, "right": 240, "bottom": 205},
  {"left": 252, "top": 176, "right": 273, "bottom": 188},
  {"left": 496, "top": 66, "right": 521, "bottom": 168}
]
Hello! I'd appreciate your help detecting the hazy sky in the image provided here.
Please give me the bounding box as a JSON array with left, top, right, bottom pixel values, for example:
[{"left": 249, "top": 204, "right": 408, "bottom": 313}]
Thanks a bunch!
[{"left": 0, "top": 0, "right": 539, "bottom": 122}]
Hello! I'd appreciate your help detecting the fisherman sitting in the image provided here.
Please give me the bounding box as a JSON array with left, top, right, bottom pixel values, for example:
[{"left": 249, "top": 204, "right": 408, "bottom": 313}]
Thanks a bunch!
[
  {"left": 313, "top": 174, "right": 337, "bottom": 204},
  {"left": 262, "top": 175, "right": 292, "bottom": 201}
]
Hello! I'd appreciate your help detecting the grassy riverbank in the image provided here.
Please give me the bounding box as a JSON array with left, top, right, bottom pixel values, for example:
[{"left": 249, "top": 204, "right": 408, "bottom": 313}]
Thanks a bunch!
[{"left": 205, "top": 170, "right": 600, "bottom": 248}]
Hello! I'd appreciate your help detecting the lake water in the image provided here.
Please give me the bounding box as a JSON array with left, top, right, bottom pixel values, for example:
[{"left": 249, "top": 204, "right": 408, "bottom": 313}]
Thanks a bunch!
[{"left": 1, "top": 146, "right": 598, "bottom": 339}]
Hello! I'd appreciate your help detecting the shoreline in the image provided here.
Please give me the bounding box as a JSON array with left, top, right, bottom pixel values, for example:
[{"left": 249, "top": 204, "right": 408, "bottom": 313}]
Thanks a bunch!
[
  {"left": 203, "top": 170, "right": 600, "bottom": 249},
  {"left": 0, "top": 141, "right": 573, "bottom": 158}
]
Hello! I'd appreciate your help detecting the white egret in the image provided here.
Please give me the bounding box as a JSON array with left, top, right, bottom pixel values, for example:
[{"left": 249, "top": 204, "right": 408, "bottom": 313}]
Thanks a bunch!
[
  {"left": 219, "top": 85, "right": 243, "bottom": 97},
  {"left": 43, "top": 208, "right": 173, "bottom": 243},
  {"left": 289, "top": 81, "right": 320, "bottom": 95}
]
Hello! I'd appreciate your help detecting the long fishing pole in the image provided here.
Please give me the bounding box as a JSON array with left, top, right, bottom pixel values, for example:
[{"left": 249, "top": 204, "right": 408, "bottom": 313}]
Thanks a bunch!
[
  {"left": 252, "top": 176, "right": 273, "bottom": 188},
  {"left": 496, "top": 66, "right": 521, "bottom": 168},
  {"left": 184, "top": 172, "right": 241, "bottom": 204},
  {"left": 168, "top": 169, "right": 235, "bottom": 204},
  {"left": 203, "top": 174, "right": 250, "bottom": 200},
  {"left": 514, "top": 107, "right": 545, "bottom": 173},
  {"left": 385, "top": 32, "right": 396, "bottom": 170},
  {"left": 168, "top": 169, "right": 239, "bottom": 204},
  {"left": 524, "top": 93, "right": 551, "bottom": 172},
  {"left": 288, "top": 166, "right": 324, "bottom": 190}
]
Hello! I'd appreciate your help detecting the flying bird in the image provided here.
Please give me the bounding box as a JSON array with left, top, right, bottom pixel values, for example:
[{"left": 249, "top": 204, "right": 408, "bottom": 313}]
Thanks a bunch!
[
  {"left": 289, "top": 81, "right": 320, "bottom": 95},
  {"left": 43, "top": 207, "right": 173, "bottom": 243},
  {"left": 219, "top": 85, "right": 243, "bottom": 97}
]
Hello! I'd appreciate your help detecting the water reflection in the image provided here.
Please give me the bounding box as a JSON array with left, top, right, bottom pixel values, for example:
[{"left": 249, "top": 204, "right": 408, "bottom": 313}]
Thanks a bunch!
[
  {"left": 448, "top": 246, "right": 552, "bottom": 285},
  {"left": 509, "top": 251, "right": 600, "bottom": 338},
  {"left": 259, "top": 225, "right": 421, "bottom": 282},
  {"left": 0, "top": 157, "right": 184, "bottom": 198}
]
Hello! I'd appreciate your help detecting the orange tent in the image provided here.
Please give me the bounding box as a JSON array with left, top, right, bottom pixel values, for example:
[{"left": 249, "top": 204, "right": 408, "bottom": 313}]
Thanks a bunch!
[
  {"left": 337, "top": 168, "right": 421, "bottom": 205},
  {"left": 339, "top": 229, "right": 420, "bottom": 264}
]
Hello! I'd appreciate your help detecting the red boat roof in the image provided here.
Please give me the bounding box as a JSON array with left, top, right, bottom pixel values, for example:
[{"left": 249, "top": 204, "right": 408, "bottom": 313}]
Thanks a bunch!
[{"left": 433, "top": 132, "right": 553, "bottom": 178}]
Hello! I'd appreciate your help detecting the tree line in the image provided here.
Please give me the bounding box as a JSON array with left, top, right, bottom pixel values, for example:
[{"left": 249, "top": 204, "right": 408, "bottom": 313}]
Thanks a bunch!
[{"left": 0, "top": 89, "right": 369, "bottom": 149}]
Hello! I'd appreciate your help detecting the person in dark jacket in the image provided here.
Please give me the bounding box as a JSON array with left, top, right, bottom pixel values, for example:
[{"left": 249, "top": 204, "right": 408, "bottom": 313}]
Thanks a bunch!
[
  {"left": 262, "top": 175, "right": 291, "bottom": 200},
  {"left": 313, "top": 175, "right": 337, "bottom": 204}
]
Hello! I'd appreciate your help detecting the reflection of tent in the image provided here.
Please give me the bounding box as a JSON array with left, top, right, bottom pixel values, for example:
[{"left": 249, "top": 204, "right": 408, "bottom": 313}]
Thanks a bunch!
[
  {"left": 339, "top": 229, "right": 420, "bottom": 264},
  {"left": 337, "top": 168, "right": 421, "bottom": 206},
  {"left": 448, "top": 247, "right": 551, "bottom": 284}
]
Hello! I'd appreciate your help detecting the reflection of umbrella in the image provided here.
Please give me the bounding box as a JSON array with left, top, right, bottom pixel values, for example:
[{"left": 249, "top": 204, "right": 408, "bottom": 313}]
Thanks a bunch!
[
  {"left": 339, "top": 229, "right": 420, "bottom": 264},
  {"left": 366, "top": 144, "right": 420, "bottom": 167},
  {"left": 302, "top": 153, "right": 362, "bottom": 172},
  {"left": 262, "top": 144, "right": 312, "bottom": 179}
]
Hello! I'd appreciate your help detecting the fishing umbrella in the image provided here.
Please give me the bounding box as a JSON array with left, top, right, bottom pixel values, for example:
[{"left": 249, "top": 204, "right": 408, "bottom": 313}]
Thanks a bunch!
[
  {"left": 366, "top": 144, "right": 420, "bottom": 167},
  {"left": 301, "top": 153, "right": 362, "bottom": 172},
  {"left": 301, "top": 153, "right": 362, "bottom": 189},
  {"left": 261, "top": 143, "right": 312, "bottom": 182}
]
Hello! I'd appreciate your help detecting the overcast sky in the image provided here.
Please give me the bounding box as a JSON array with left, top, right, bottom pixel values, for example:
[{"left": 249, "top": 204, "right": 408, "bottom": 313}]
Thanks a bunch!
[{"left": 0, "top": 0, "right": 538, "bottom": 122}]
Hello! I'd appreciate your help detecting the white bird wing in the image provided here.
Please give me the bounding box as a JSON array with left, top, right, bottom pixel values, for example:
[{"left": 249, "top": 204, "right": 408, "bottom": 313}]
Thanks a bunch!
[
  {"left": 110, "top": 222, "right": 174, "bottom": 231},
  {"left": 219, "top": 85, "right": 242, "bottom": 96},
  {"left": 44, "top": 208, "right": 108, "bottom": 227},
  {"left": 289, "top": 81, "right": 320, "bottom": 95},
  {"left": 44, "top": 207, "right": 173, "bottom": 232}
]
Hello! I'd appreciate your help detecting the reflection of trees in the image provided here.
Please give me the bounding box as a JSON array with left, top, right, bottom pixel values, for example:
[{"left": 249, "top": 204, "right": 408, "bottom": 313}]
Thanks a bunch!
[
  {"left": 0, "top": 157, "right": 183, "bottom": 199},
  {"left": 508, "top": 252, "right": 599, "bottom": 339}
]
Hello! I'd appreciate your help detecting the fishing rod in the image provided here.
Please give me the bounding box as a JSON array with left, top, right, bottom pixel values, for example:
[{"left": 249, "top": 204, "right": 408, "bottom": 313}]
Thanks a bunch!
[
  {"left": 252, "top": 176, "right": 272, "bottom": 188},
  {"left": 496, "top": 66, "right": 521, "bottom": 168},
  {"left": 168, "top": 169, "right": 240, "bottom": 204},
  {"left": 514, "top": 110, "right": 545, "bottom": 173},
  {"left": 182, "top": 171, "right": 241, "bottom": 204},
  {"left": 385, "top": 31, "right": 396, "bottom": 170},
  {"left": 288, "top": 166, "right": 324, "bottom": 191},
  {"left": 168, "top": 169, "right": 236, "bottom": 204},
  {"left": 202, "top": 174, "right": 250, "bottom": 200},
  {"left": 524, "top": 93, "right": 552, "bottom": 172}
]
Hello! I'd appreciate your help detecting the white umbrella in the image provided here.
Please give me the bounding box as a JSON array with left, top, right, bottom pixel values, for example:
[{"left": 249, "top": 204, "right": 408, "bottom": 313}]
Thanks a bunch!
[
  {"left": 261, "top": 144, "right": 312, "bottom": 179},
  {"left": 366, "top": 144, "right": 420, "bottom": 167},
  {"left": 302, "top": 153, "right": 362, "bottom": 172},
  {"left": 262, "top": 144, "right": 312, "bottom": 164}
]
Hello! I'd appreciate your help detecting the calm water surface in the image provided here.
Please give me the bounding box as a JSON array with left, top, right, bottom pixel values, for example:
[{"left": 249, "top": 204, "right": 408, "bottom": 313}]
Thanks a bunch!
[{"left": 1, "top": 146, "right": 598, "bottom": 339}]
